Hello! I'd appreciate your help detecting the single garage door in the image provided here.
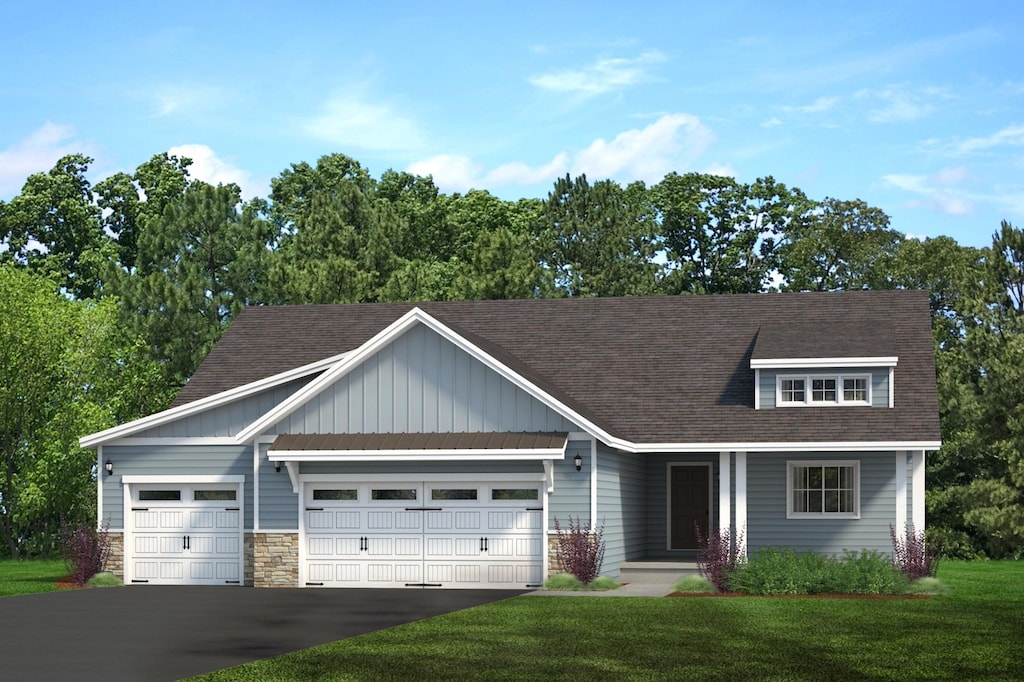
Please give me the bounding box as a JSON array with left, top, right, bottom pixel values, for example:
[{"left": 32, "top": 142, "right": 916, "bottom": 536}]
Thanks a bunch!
[
  {"left": 127, "top": 482, "right": 243, "bottom": 585},
  {"left": 303, "top": 481, "right": 543, "bottom": 588}
]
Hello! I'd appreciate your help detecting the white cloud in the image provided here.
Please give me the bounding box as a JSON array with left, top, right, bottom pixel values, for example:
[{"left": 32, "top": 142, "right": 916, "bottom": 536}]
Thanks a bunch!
[
  {"left": 304, "top": 94, "right": 424, "bottom": 152},
  {"left": 761, "top": 117, "right": 782, "bottom": 128},
  {"left": 167, "top": 144, "right": 261, "bottom": 200},
  {"left": 408, "top": 113, "right": 717, "bottom": 194},
  {"left": 951, "top": 124, "right": 1024, "bottom": 155},
  {"left": 854, "top": 85, "right": 950, "bottom": 123},
  {"left": 529, "top": 51, "right": 665, "bottom": 95},
  {"left": 150, "top": 84, "right": 230, "bottom": 118},
  {"left": 406, "top": 155, "right": 483, "bottom": 194},
  {"left": 0, "top": 123, "right": 86, "bottom": 197},
  {"left": 703, "top": 163, "right": 737, "bottom": 178},
  {"left": 882, "top": 165, "right": 974, "bottom": 216},
  {"left": 571, "top": 113, "right": 715, "bottom": 183}
]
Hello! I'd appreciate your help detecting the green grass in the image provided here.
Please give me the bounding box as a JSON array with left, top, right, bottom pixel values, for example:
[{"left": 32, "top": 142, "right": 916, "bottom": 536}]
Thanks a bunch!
[
  {"left": 0, "top": 559, "right": 69, "bottom": 597},
  {"left": 190, "top": 561, "right": 1024, "bottom": 681}
]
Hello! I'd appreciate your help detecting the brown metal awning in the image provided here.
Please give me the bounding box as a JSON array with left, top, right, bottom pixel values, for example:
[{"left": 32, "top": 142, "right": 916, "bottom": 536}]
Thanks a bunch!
[{"left": 268, "top": 432, "right": 569, "bottom": 462}]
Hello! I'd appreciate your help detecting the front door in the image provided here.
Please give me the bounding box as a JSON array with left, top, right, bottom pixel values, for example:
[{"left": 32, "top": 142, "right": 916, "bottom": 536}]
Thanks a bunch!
[{"left": 669, "top": 465, "right": 710, "bottom": 550}]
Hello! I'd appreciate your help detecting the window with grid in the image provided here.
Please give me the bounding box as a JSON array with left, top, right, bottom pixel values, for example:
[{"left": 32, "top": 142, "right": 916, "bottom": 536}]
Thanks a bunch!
[
  {"left": 788, "top": 462, "right": 859, "bottom": 517},
  {"left": 777, "top": 374, "right": 871, "bottom": 406}
]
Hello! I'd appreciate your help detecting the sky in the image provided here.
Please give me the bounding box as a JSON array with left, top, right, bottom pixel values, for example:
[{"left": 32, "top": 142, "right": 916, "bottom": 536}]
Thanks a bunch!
[{"left": 1, "top": 1, "right": 1022, "bottom": 248}]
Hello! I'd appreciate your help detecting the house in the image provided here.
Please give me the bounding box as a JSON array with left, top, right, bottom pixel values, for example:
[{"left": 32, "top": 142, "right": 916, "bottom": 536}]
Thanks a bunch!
[{"left": 80, "top": 291, "right": 940, "bottom": 589}]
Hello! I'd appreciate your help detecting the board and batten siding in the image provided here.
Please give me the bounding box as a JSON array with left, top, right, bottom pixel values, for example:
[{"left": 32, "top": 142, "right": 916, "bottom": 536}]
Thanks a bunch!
[
  {"left": 745, "top": 452, "right": 898, "bottom": 555},
  {"left": 135, "top": 378, "right": 312, "bottom": 438},
  {"left": 548, "top": 441, "right": 592, "bottom": 529},
  {"left": 101, "top": 444, "right": 253, "bottom": 529},
  {"left": 272, "top": 324, "right": 579, "bottom": 435},
  {"left": 758, "top": 368, "right": 890, "bottom": 409},
  {"left": 596, "top": 445, "right": 646, "bottom": 578},
  {"left": 643, "top": 453, "right": 721, "bottom": 558}
]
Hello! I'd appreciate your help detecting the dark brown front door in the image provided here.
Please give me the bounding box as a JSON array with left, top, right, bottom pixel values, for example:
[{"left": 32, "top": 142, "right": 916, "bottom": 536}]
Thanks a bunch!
[{"left": 670, "top": 465, "right": 710, "bottom": 550}]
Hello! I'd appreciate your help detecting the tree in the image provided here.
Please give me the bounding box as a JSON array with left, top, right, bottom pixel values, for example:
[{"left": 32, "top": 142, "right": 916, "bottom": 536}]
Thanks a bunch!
[
  {"left": 0, "top": 154, "right": 108, "bottom": 299},
  {"left": 540, "top": 174, "right": 660, "bottom": 297},
  {"left": 778, "top": 198, "right": 902, "bottom": 292},
  {"left": 111, "top": 182, "right": 274, "bottom": 387},
  {"left": 0, "top": 266, "right": 168, "bottom": 558},
  {"left": 653, "top": 173, "right": 806, "bottom": 294}
]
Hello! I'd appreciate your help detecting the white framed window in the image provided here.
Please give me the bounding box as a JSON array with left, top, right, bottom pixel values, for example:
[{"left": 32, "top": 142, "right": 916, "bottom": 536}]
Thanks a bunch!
[
  {"left": 787, "top": 461, "right": 860, "bottom": 518},
  {"left": 777, "top": 374, "right": 871, "bottom": 406}
]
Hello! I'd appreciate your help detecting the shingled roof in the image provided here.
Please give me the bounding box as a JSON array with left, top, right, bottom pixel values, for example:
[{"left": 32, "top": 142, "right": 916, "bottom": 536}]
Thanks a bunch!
[{"left": 172, "top": 291, "right": 940, "bottom": 446}]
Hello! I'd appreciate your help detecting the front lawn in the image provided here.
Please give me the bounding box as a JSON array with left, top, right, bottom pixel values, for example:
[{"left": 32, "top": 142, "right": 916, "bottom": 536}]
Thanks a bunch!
[
  {"left": 190, "top": 561, "right": 1024, "bottom": 681},
  {"left": 0, "top": 559, "right": 68, "bottom": 597}
]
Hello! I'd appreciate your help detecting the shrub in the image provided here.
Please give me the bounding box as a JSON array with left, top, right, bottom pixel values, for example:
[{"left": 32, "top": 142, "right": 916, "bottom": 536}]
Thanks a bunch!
[
  {"left": 542, "top": 573, "right": 584, "bottom": 591},
  {"left": 674, "top": 575, "right": 716, "bottom": 593},
  {"left": 728, "top": 547, "right": 908, "bottom": 595},
  {"left": 553, "top": 516, "right": 605, "bottom": 585},
  {"left": 694, "top": 524, "right": 744, "bottom": 592},
  {"left": 60, "top": 519, "right": 111, "bottom": 586},
  {"left": 85, "top": 572, "right": 122, "bottom": 588},
  {"left": 905, "top": 576, "right": 950, "bottom": 596},
  {"left": 585, "top": 576, "right": 621, "bottom": 591},
  {"left": 890, "top": 524, "right": 940, "bottom": 581}
]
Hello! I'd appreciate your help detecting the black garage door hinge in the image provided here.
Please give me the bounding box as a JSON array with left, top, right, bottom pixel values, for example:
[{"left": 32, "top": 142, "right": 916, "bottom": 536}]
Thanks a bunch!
[
  {"left": 305, "top": 582, "right": 324, "bottom": 586},
  {"left": 131, "top": 579, "right": 150, "bottom": 583}
]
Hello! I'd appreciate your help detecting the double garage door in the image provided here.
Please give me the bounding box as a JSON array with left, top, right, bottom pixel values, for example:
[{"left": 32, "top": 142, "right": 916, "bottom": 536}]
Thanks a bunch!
[{"left": 303, "top": 481, "right": 543, "bottom": 589}]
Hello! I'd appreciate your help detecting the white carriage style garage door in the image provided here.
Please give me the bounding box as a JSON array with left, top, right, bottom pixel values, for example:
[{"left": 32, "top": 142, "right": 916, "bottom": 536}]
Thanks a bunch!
[
  {"left": 302, "top": 481, "right": 544, "bottom": 589},
  {"left": 125, "top": 479, "right": 244, "bottom": 585}
]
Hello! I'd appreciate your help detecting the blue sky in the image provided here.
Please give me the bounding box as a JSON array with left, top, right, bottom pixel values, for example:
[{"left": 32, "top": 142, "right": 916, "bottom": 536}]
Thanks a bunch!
[{"left": 2, "top": 1, "right": 1021, "bottom": 247}]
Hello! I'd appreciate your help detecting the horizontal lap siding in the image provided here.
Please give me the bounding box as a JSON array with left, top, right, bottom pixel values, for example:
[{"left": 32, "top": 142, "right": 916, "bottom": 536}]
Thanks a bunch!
[
  {"left": 137, "top": 379, "right": 311, "bottom": 438},
  {"left": 101, "top": 445, "right": 252, "bottom": 529},
  {"left": 746, "top": 452, "right": 897, "bottom": 556},
  {"left": 549, "top": 441, "right": 591, "bottom": 527},
  {"left": 273, "top": 325, "right": 579, "bottom": 435},
  {"left": 645, "top": 454, "right": 720, "bottom": 557},
  {"left": 259, "top": 444, "right": 297, "bottom": 529},
  {"left": 597, "top": 446, "right": 646, "bottom": 578}
]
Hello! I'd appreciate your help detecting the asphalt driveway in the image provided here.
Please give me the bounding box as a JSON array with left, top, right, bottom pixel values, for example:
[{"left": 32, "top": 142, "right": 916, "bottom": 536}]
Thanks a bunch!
[{"left": 0, "top": 586, "right": 522, "bottom": 681}]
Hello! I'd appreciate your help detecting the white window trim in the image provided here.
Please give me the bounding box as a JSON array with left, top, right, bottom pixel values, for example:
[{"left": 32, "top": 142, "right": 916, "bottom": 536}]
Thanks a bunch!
[
  {"left": 786, "top": 460, "right": 860, "bottom": 519},
  {"left": 776, "top": 374, "right": 872, "bottom": 407}
]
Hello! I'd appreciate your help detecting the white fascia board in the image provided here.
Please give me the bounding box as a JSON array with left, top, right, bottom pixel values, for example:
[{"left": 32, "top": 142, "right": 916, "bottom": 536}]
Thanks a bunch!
[
  {"left": 621, "top": 440, "right": 941, "bottom": 454},
  {"left": 750, "top": 357, "right": 898, "bottom": 369},
  {"left": 121, "top": 475, "right": 245, "bottom": 484},
  {"left": 79, "top": 351, "right": 350, "bottom": 449},
  {"left": 269, "top": 449, "right": 567, "bottom": 462},
  {"left": 235, "top": 307, "right": 620, "bottom": 446}
]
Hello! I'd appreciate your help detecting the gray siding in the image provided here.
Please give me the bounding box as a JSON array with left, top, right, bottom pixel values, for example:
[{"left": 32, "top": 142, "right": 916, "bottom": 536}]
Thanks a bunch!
[
  {"left": 745, "top": 452, "right": 898, "bottom": 556},
  {"left": 137, "top": 378, "right": 312, "bottom": 438},
  {"left": 644, "top": 453, "right": 721, "bottom": 557},
  {"left": 759, "top": 368, "right": 890, "bottom": 409},
  {"left": 101, "top": 444, "right": 253, "bottom": 529},
  {"left": 273, "top": 324, "right": 579, "bottom": 435},
  {"left": 258, "top": 444, "right": 298, "bottom": 529},
  {"left": 548, "top": 441, "right": 592, "bottom": 527},
  {"left": 596, "top": 445, "right": 646, "bottom": 577}
]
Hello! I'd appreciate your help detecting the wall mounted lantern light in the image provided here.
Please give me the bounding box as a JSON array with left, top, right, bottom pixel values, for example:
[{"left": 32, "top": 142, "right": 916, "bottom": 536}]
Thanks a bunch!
[
  {"left": 574, "top": 453, "right": 583, "bottom": 472},
  {"left": 105, "top": 459, "right": 113, "bottom": 476},
  {"left": 275, "top": 461, "right": 281, "bottom": 473}
]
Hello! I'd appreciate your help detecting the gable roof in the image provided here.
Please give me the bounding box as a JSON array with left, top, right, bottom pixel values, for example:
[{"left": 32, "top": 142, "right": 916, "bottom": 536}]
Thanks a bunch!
[{"left": 168, "top": 290, "right": 940, "bottom": 448}]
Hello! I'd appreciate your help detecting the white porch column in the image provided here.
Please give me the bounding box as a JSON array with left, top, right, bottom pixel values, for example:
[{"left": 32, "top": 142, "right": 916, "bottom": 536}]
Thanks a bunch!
[
  {"left": 895, "top": 451, "right": 908, "bottom": 538},
  {"left": 735, "top": 451, "right": 747, "bottom": 556},
  {"left": 719, "top": 451, "right": 731, "bottom": 535},
  {"left": 912, "top": 450, "right": 926, "bottom": 533}
]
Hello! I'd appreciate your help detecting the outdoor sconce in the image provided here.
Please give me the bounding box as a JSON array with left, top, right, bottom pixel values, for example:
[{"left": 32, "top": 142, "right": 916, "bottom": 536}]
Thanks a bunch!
[
  {"left": 105, "top": 459, "right": 113, "bottom": 476},
  {"left": 275, "top": 462, "right": 281, "bottom": 473},
  {"left": 574, "top": 454, "right": 583, "bottom": 472}
]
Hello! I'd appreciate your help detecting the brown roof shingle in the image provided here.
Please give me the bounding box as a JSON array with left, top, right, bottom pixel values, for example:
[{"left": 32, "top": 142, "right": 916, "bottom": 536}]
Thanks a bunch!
[{"left": 172, "top": 291, "right": 940, "bottom": 445}]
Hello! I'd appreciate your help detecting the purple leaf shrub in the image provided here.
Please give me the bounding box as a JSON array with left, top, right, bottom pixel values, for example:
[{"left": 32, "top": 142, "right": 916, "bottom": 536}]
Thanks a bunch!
[
  {"left": 553, "top": 516, "right": 605, "bottom": 585},
  {"left": 61, "top": 519, "right": 111, "bottom": 586},
  {"left": 890, "top": 524, "right": 939, "bottom": 581},
  {"left": 695, "top": 524, "right": 744, "bottom": 592}
]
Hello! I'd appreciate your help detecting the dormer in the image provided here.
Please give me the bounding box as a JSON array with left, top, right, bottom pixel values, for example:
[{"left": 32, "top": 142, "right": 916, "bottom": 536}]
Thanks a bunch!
[{"left": 750, "top": 322, "right": 898, "bottom": 410}]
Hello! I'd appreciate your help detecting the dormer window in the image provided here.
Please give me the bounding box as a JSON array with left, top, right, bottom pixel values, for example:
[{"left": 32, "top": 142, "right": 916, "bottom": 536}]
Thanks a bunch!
[{"left": 777, "top": 374, "right": 871, "bottom": 406}]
